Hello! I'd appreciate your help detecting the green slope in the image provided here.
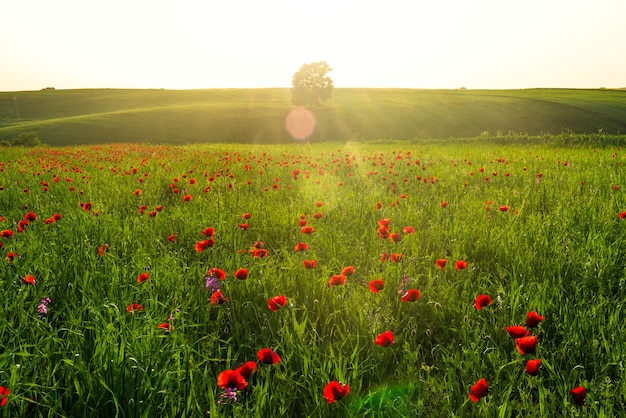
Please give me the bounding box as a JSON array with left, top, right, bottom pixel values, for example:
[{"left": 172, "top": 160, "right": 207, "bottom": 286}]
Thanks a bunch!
[{"left": 1, "top": 88, "right": 625, "bottom": 145}]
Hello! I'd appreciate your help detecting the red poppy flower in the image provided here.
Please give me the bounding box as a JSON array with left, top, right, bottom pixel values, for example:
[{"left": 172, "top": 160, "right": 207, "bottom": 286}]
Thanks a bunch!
[
  {"left": 390, "top": 253, "right": 402, "bottom": 262},
  {"left": 341, "top": 266, "right": 355, "bottom": 276},
  {"left": 620, "top": 212, "right": 626, "bottom": 219},
  {"left": 236, "top": 361, "right": 258, "bottom": 379},
  {"left": 183, "top": 194, "right": 192, "bottom": 201},
  {"left": 323, "top": 381, "right": 350, "bottom": 404},
  {"left": 312, "top": 212, "right": 323, "bottom": 219},
  {"left": 506, "top": 325, "right": 530, "bottom": 339},
  {"left": 294, "top": 242, "right": 308, "bottom": 252},
  {"left": 6, "top": 252, "right": 17, "bottom": 262},
  {"left": 242, "top": 213, "right": 251, "bottom": 219},
  {"left": 329, "top": 275, "right": 346, "bottom": 287},
  {"left": 455, "top": 260, "right": 468, "bottom": 270},
  {"left": 377, "top": 227, "right": 390, "bottom": 239},
  {"left": 22, "top": 275, "right": 36, "bottom": 285},
  {"left": 98, "top": 244, "right": 108, "bottom": 257},
  {"left": 378, "top": 218, "right": 391, "bottom": 228},
  {"left": 570, "top": 386, "right": 586, "bottom": 406},
  {"left": 139, "top": 205, "right": 147, "bottom": 214},
  {"left": 195, "top": 239, "right": 215, "bottom": 252},
  {"left": 127, "top": 303, "right": 144, "bottom": 314},
  {"left": 401, "top": 289, "right": 421, "bottom": 302},
  {"left": 238, "top": 223, "right": 249, "bottom": 230},
  {"left": 257, "top": 348, "right": 281, "bottom": 365},
  {"left": 0, "top": 230, "right": 14, "bottom": 238},
  {"left": 375, "top": 202, "right": 383, "bottom": 210},
  {"left": 133, "top": 189, "right": 142, "bottom": 196},
  {"left": 381, "top": 252, "right": 388, "bottom": 262},
  {"left": 301, "top": 225, "right": 314, "bottom": 234},
  {"left": 515, "top": 335, "right": 538, "bottom": 355},
  {"left": 525, "top": 311, "right": 544, "bottom": 328},
  {"left": 207, "top": 268, "right": 227, "bottom": 280},
  {"left": 201, "top": 227, "right": 215, "bottom": 237},
  {"left": 155, "top": 205, "right": 163, "bottom": 212},
  {"left": 24, "top": 211, "right": 37, "bottom": 222},
  {"left": 167, "top": 234, "right": 177, "bottom": 243},
  {"left": 402, "top": 226, "right": 415, "bottom": 234},
  {"left": 137, "top": 272, "right": 149, "bottom": 283},
  {"left": 525, "top": 358, "right": 541, "bottom": 376},
  {"left": 217, "top": 370, "right": 248, "bottom": 390},
  {"left": 315, "top": 201, "right": 324, "bottom": 207},
  {"left": 17, "top": 220, "right": 28, "bottom": 233},
  {"left": 0, "top": 385, "right": 9, "bottom": 407},
  {"left": 158, "top": 323, "right": 173, "bottom": 332},
  {"left": 440, "top": 201, "right": 449, "bottom": 208},
  {"left": 303, "top": 259, "right": 317, "bottom": 269},
  {"left": 211, "top": 290, "right": 228, "bottom": 305},
  {"left": 251, "top": 248, "right": 268, "bottom": 258},
  {"left": 474, "top": 294, "right": 492, "bottom": 310},
  {"left": 234, "top": 268, "right": 248, "bottom": 280},
  {"left": 435, "top": 259, "right": 447, "bottom": 269},
  {"left": 390, "top": 232, "right": 402, "bottom": 243},
  {"left": 369, "top": 278, "right": 385, "bottom": 293},
  {"left": 499, "top": 205, "right": 509, "bottom": 212},
  {"left": 268, "top": 295, "right": 287, "bottom": 311},
  {"left": 468, "top": 378, "right": 488, "bottom": 402},
  {"left": 375, "top": 330, "right": 394, "bottom": 347}
]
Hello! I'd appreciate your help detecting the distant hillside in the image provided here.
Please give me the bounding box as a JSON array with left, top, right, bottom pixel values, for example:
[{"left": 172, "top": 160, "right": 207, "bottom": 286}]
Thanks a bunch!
[{"left": 1, "top": 88, "right": 625, "bottom": 145}]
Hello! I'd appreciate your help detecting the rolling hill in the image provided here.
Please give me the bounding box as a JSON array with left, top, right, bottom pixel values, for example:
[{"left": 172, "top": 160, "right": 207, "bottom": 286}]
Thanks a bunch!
[{"left": 1, "top": 88, "right": 625, "bottom": 145}]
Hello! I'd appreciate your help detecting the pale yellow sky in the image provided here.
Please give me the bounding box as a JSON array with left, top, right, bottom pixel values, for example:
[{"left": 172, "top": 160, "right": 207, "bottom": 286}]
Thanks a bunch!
[{"left": 1, "top": 0, "right": 625, "bottom": 91}]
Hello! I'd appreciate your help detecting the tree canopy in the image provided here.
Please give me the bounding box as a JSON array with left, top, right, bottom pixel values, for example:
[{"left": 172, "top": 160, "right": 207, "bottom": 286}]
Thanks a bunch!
[
  {"left": 291, "top": 61, "right": 334, "bottom": 107},
  {"left": 12, "top": 131, "right": 41, "bottom": 147}
]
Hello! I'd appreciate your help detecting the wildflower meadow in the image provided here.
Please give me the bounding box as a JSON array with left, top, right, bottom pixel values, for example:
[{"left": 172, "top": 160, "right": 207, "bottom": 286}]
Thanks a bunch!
[{"left": 1, "top": 136, "right": 625, "bottom": 416}]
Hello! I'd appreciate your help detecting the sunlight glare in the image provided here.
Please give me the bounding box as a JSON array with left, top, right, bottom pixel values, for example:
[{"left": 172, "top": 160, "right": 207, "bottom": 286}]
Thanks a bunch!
[{"left": 285, "top": 108, "right": 316, "bottom": 140}]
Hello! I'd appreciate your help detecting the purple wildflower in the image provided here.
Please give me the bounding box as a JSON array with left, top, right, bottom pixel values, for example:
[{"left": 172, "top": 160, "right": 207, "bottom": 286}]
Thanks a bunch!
[
  {"left": 398, "top": 276, "right": 411, "bottom": 295},
  {"left": 37, "top": 297, "right": 51, "bottom": 315},
  {"left": 205, "top": 272, "right": 221, "bottom": 293},
  {"left": 219, "top": 388, "right": 238, "bottom": 404}
]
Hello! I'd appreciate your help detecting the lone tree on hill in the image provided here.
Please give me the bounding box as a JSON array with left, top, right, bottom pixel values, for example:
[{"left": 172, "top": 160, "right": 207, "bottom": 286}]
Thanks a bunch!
[{"left": 291, "top": 61, "right": 334, "bottom": 107}]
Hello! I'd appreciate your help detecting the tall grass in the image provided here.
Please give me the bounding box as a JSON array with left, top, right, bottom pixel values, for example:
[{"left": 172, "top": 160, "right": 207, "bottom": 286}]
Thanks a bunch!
[{"left": 0, "top": 137, "right": 625, "bottom": 416}]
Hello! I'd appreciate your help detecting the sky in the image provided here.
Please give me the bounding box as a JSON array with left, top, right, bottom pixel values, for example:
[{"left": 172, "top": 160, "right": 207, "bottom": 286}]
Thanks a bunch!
[{"left": 2, "top": 0, "right": 625, "bottom": 91}]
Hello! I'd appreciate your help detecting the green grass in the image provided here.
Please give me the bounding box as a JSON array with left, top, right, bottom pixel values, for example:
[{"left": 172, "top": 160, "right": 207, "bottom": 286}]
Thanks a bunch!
[
  {"left": 1, "top": 88, "right": 626, "bottom": 145},
  {"left": 1, "top": 137, "right": 625, "bottom": 416}
]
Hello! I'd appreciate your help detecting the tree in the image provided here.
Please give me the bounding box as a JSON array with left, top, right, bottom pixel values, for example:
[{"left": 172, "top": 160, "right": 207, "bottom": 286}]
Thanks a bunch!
[
  {"left": 291, "top": 61, "right": 334, "bottom": 107},
  {"left": 12, "top": 132, "right": 41, "bottom": 147}
]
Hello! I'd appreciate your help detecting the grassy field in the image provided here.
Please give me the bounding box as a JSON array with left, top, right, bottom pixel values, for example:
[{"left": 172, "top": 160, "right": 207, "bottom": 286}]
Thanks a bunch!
[
  {"left": 1, "top": 88, "right": 626, "bottom": 145},
  {"left": 1, "top": 137, "right": 625, "bottom": 416}
]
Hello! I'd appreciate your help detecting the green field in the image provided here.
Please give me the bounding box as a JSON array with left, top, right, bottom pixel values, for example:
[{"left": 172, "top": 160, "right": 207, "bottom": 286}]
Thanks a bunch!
[
  {"left": 1, "top": 138, "right": 625, "bottom": 416},
  {"left": 1, "top": 88, "right": 626, "bottom": 416},
  {"left": 1, "top": 88, "right": 626, "bottom": 145}
]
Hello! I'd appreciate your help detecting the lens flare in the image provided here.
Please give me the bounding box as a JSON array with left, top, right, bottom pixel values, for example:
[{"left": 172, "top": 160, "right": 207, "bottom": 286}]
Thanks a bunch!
[{"left": 285, "top": 108, "right": 315, "bottom": 140}]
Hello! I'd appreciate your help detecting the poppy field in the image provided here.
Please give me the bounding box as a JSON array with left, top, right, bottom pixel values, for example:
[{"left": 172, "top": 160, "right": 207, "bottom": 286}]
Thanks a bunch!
[{"left": 1, "top": 136, "right": 625, "bottom": 416}]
